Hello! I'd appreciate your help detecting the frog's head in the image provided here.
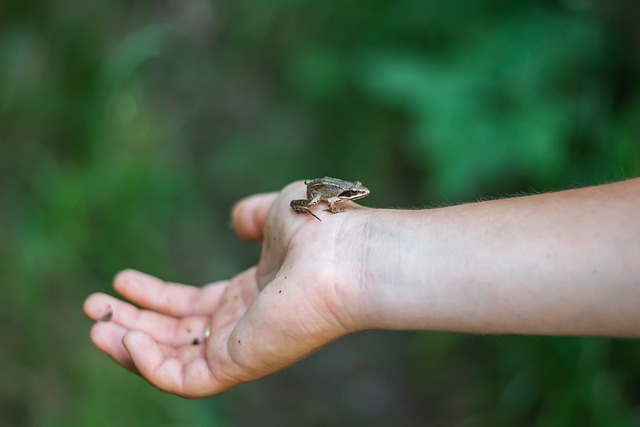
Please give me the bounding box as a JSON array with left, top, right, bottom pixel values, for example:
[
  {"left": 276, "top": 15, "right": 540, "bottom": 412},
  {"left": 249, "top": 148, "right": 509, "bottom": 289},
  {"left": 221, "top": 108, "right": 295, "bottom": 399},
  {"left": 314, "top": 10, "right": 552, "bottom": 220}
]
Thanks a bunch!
[{"left": 338, "top": 181, "right": 370, "bottom": 202}]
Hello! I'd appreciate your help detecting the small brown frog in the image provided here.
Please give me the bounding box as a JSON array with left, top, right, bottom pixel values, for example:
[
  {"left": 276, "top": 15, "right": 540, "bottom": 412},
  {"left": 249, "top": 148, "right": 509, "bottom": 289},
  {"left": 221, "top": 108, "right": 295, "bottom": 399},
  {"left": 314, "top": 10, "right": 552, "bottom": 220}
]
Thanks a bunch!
[{"left": 290, "top": 177, "right": 370, "bottom": 221}]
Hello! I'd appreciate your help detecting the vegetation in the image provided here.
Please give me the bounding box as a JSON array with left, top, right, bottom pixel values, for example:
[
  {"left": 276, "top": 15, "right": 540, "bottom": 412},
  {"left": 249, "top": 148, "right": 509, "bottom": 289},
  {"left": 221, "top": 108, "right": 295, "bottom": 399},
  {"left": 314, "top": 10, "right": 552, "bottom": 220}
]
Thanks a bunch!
[{"left": 1, "top": 0, "right": 639, "bottom": 425}]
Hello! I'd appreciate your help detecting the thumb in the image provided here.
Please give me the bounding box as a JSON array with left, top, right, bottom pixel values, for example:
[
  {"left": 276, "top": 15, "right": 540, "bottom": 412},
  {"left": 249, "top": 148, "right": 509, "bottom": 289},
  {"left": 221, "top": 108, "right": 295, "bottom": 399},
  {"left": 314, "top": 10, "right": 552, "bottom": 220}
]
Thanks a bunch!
[{"left": 231, "top": 192, "right": 278, "bottom": 241}]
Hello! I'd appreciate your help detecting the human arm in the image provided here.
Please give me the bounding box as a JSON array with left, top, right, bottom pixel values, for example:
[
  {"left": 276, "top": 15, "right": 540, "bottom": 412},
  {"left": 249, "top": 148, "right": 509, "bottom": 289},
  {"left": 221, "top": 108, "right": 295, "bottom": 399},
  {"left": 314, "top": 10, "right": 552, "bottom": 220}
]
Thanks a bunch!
[
  {"left": 349, "top": 177, "right": 640, "bottom": 336},
  {"left": 83, "top": 178, "right": 640, "bottom": 398}
]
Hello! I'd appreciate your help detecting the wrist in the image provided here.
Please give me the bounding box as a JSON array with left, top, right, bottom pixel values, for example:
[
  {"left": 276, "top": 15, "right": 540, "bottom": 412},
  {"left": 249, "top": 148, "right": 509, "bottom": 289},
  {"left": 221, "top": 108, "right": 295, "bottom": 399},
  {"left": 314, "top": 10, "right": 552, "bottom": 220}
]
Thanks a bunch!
[
  {"left": 330, "top": 208, "right": 432, "bottom": 332},
  {"left": 342, "top": 206, "right": 491, "bottom": 333},
  {"left": 340, "top": 180, "right": 640, "bottom": 337}
]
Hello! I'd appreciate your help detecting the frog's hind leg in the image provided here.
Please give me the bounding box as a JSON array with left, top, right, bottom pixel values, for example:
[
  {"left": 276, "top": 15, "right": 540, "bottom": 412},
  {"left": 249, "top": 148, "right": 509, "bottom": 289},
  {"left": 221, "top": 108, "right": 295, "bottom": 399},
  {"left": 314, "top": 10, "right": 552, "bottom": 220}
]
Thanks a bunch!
[
  {"left": 290, "top": 202, "right": 322, "bottom": 221},
  {"left": 290, "top": 191, "right": 322, "bottom": 221}
]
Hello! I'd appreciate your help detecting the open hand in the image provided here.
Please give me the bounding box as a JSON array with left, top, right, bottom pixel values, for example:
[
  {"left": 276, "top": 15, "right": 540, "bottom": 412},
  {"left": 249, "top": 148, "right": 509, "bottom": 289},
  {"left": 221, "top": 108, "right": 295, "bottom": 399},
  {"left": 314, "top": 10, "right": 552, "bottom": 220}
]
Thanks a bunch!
[{"left": 83, "top": 182, "right": 366, "bottom": 398}]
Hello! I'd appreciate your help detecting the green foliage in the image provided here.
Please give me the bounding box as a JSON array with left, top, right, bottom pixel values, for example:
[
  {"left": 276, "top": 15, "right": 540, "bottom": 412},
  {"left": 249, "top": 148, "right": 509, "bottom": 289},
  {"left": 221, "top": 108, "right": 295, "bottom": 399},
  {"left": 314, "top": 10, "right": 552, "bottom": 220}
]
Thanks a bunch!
[
  {"left": 364, "top": 8, "right": 602, "bottom": 197},
  {"left": 1, "top": 0, "right": 639, "bottom": 425}
]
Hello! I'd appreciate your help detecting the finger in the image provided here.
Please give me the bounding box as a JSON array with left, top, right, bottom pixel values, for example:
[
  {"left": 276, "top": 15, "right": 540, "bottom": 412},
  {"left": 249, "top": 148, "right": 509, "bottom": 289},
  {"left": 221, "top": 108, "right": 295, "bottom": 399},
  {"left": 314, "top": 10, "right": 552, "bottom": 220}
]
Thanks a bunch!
[
  {"left": 84, "top": 292, "right": 209, "bottom": 347},
  {"left": 90, "top": 321, "right": 138, "bottom": 372},
  {"left": 231, "top": 192, "right": 278, "bottom": 241},
  {"left": 123, "top": 330, "right": 227, "bottom": 398},
  {"left": 83, "top": 292, "right": 118, "bottom": 322},
  {"left": 113, "top": 269, "right": 227, "bottom": 318},
  {"left": 90, "top": 319, "right": 208, "bottom": 369}
]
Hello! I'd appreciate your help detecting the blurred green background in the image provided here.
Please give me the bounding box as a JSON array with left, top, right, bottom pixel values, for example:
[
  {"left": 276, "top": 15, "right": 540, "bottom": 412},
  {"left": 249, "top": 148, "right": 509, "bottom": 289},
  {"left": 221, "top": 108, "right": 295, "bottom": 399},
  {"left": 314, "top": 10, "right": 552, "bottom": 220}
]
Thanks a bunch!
[{"left": 1, "top": 0, "right": 639, "bottom": 425}]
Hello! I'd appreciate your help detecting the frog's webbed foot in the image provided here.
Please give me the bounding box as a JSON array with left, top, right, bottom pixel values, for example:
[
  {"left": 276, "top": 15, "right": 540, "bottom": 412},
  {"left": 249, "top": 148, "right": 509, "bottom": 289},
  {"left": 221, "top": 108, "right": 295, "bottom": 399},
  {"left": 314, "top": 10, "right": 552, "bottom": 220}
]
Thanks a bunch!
[
  {"left": 324, "top": 207, "right": 345, "bottom": 213},
  {"left": 306, "top": 210, "right": 322, "bottom": 221}
]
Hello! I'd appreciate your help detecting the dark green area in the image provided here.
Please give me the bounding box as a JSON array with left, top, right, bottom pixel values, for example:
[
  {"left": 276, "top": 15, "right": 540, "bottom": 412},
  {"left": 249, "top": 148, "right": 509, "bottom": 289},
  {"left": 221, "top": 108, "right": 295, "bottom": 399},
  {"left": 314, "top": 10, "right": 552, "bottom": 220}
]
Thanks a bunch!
[{"left": 1, "top": 0, "right": 639, "bottom": 425}]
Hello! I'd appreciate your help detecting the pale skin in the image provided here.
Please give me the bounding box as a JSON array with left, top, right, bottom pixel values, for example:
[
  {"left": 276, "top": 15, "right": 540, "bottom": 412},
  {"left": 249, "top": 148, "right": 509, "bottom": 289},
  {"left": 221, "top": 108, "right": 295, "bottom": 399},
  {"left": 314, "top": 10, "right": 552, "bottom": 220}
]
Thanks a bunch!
[{"left": 83, "top": 178, "right": 640, "bottom": 398}]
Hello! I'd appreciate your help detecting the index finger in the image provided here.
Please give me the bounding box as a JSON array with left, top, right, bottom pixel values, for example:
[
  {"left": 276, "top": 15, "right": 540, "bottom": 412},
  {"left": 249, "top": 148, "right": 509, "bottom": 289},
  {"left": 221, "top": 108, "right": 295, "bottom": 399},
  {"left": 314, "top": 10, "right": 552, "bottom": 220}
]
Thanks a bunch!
[{"left": 113, "top": 269, "right": 228, "bottom": 318}]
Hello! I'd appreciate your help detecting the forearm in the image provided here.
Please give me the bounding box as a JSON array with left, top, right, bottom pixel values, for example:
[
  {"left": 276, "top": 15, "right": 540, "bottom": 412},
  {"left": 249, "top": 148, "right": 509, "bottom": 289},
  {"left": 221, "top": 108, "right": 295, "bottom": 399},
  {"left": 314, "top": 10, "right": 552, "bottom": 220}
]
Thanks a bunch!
[{"left": 351, "top": 178, "right": 640, "bottom": 336}]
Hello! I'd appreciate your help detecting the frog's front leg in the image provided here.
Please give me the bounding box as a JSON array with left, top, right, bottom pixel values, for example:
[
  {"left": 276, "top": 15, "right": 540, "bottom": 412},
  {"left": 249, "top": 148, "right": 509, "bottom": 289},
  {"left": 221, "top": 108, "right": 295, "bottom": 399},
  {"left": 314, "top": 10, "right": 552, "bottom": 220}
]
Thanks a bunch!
[
  {"left": 326, "top": 197, "right": 345, "bottom": 213},
  {"left": 290, "top": 190, "right": 322, "bottom": 221}
]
